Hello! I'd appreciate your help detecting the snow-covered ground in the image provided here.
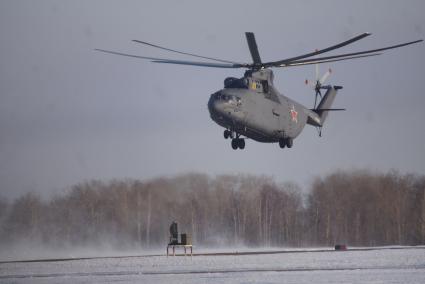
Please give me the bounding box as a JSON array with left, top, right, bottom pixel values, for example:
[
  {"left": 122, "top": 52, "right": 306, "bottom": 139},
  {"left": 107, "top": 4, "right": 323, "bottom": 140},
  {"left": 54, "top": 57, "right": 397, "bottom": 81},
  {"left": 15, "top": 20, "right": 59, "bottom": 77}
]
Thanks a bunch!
[{"left": 1, "top": 246, "right": 424, "bottom": 283}]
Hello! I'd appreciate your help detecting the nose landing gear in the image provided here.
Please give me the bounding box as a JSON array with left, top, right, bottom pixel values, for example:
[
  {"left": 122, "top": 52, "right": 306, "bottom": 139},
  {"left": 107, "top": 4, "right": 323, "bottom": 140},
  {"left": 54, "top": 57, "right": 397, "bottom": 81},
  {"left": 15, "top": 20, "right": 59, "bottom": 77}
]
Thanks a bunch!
[{"left": 223, "top": 129, "right": 232, "bottom": 139}]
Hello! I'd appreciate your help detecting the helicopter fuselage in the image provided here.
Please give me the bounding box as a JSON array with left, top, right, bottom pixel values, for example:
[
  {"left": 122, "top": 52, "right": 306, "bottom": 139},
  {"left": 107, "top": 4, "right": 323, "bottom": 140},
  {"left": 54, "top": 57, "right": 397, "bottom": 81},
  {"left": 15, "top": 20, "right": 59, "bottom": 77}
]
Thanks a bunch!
[{"left": 208, "top": 69, "right": 312, "bottom": 145}]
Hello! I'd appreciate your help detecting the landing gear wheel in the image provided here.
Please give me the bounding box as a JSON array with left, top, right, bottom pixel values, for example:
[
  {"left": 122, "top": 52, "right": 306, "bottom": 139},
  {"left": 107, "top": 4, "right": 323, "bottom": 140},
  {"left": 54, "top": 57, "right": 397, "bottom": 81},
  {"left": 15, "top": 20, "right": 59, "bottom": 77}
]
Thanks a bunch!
[
  {"left": 279, "top": 139, "right": 286, "bottom": 149},
  {"left": 231, "top": 139, "right": 238, "bottom": 150},
  {"left": 224, "top": 130, "right": 231, "bottom": 139},
  {"left": 231, "top": 138, "right": 245, "bottom": 150},
  {"left": 238, "top": 138, "right": 245, "bottom": 149},
  {"left": 286, "top": 138, "right": 293, "bottom": 148}
]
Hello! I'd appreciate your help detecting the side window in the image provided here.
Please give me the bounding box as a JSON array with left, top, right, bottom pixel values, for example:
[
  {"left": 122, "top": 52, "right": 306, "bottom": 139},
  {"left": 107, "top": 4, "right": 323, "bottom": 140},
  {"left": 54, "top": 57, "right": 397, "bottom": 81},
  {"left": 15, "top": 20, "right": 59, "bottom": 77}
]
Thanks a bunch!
[
  {"left": 250, "top": 80, "right": 257, "bottom": 90},
  {"left": 262, "top": 80, "right": 269, "bottom": 93}
]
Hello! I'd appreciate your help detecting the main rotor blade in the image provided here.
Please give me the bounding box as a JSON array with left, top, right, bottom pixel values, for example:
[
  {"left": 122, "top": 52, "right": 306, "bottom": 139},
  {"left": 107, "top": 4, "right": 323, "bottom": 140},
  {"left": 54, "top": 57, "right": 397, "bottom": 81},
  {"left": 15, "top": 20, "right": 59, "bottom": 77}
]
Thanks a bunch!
[
  {"left": 279, "top": 53, "right": 382, "bottom": 67},
  {"left": 311, "top": 108, "right": 346, "bottom": 111},
  {"left": 264, "top": 32, "right": 372, "bottom": 67},
  {"left": 245, "top": 32, "right": 262, "bottom": 64},
  {"left": 278, "top": 39, "right": 423, "bottom": 67},
  {"left": 152, "top": 59, "right": 243, "bottom": 68},
  {"left": 132, "top": 39, "right": 242, "bottom": 64},
  {"left": 95, "top": 49, "right": 171, "bottom": 61},
  {"left": 95, "top": 49, "right": 243, "bottom": 68}
]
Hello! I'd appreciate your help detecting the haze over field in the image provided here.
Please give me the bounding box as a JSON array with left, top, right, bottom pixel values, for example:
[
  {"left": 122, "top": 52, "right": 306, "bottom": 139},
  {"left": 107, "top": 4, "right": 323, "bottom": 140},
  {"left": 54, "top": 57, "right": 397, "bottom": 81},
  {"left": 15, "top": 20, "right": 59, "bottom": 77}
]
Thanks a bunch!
[
  {"left": 1, "top": 170, "right": 424, "bottom": 260},
  {"left": 0, "top": 0, "right": 424, "bottom": 199}
]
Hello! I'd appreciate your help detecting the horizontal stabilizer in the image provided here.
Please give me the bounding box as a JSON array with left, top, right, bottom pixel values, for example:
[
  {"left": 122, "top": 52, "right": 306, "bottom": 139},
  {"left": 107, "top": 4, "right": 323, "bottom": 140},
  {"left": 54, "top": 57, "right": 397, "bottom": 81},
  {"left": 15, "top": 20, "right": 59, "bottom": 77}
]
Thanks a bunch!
[{"left": 310, "top": 108, "right": 346, "bottom": 111}]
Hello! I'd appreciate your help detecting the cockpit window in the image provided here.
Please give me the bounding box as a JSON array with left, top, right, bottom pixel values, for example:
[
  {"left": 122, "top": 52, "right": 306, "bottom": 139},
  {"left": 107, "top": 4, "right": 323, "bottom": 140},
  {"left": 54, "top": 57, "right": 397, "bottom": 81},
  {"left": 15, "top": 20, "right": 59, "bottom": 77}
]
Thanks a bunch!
[
  {"left": 223, "top": 95, "right": 241, "bottom": 104},
  {"left": 224, "top": 77, "right": 248, "bottom": 89},
  {"left": 213, "top": 91, "right": 241, "bottom": 104},
  {"left": 214, "top": 93, "right": 240, "bottom": 103}
]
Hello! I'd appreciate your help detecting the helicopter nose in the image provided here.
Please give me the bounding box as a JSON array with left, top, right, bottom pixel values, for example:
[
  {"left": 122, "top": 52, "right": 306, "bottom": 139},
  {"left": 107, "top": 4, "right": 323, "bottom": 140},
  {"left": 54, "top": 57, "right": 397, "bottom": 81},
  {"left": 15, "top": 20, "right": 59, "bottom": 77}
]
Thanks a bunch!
[{"left": 208, "top": 91, "right": 223, "bottom": 115}]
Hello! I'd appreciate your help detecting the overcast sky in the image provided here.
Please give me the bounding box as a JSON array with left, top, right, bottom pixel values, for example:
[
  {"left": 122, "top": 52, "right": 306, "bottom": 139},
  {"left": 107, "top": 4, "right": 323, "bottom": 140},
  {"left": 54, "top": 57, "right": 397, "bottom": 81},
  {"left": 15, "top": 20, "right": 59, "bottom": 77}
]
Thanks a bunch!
[{"left": 0, "top": 0, "right": 424, "bottom": 198}]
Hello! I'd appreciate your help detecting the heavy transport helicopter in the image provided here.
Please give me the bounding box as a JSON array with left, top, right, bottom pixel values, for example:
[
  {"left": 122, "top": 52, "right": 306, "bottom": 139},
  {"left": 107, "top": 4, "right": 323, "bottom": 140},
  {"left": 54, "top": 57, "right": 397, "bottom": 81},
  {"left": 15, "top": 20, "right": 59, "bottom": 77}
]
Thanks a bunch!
[{"left": 96, "top": 33, "right": 422, "bottom": 150}]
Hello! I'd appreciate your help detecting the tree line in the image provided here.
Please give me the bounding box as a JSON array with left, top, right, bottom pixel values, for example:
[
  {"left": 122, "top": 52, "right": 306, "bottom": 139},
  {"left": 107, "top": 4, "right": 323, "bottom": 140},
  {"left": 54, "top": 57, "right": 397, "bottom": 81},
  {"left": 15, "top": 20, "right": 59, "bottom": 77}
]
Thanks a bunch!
[{"left": 0, "top": 170, "right": 424, "bottom": 249}]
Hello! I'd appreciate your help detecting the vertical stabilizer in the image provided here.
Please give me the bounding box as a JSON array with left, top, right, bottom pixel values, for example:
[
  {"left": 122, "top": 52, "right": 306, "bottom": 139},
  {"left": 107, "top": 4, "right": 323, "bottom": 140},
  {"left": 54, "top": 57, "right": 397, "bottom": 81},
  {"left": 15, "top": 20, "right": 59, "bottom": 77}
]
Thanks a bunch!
[{"left": 315, "top": 86, "right": 342, "bottom": 124}]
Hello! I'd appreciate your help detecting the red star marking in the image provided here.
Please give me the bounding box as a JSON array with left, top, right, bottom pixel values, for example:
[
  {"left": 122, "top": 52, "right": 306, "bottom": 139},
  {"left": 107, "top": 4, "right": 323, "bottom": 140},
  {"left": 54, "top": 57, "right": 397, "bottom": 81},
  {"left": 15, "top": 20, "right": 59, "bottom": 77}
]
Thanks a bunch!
[{"left": 290, "top": 106, "right": 298, "bottom": 123}]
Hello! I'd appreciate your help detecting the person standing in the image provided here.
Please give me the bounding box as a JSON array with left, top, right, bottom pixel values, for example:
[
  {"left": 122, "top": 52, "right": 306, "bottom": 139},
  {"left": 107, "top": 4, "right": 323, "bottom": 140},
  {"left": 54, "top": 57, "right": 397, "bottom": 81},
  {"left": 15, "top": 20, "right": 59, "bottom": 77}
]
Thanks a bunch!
[{"left": 169, "top": 221, "right": 178, "bottom": 245}]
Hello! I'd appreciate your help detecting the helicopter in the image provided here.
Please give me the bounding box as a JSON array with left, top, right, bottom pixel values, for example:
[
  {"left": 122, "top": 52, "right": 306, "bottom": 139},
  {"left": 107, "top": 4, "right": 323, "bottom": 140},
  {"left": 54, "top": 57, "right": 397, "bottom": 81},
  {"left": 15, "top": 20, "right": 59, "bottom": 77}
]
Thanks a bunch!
[{"left": 96, "top": 32, "right": 422, "bottom": 150}]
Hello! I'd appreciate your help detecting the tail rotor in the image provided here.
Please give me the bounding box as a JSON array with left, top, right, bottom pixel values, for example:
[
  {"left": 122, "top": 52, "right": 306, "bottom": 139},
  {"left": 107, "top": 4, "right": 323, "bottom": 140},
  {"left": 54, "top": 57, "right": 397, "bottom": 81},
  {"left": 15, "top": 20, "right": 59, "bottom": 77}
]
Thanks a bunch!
[{"left": 305, "top": 57, "right": 332, "bottom": 109}]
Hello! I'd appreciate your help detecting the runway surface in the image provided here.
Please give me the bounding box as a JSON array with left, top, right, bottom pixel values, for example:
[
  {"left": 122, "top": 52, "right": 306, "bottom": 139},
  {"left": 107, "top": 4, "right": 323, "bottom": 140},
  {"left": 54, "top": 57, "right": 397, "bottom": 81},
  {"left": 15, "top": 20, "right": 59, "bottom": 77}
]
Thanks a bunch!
[
  {"left": 1, "top": 246, "right": 424, "bottom": 283},
  {"left": 2, "top": 245, "right": 423, "bottom": 264}
]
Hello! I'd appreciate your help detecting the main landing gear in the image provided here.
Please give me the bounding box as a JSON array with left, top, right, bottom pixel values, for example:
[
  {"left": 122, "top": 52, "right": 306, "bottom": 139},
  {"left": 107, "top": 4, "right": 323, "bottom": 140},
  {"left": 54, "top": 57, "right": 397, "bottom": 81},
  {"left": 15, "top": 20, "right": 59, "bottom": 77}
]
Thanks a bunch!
[
  {"left": 224, "top": 130, "right": 245, "bottom": 150},
  {"left": 279, "top": 137, "right": 293, "bottom": 149},
  {"left": 231, "top": 138, "right": 245, "bottom": 150}
]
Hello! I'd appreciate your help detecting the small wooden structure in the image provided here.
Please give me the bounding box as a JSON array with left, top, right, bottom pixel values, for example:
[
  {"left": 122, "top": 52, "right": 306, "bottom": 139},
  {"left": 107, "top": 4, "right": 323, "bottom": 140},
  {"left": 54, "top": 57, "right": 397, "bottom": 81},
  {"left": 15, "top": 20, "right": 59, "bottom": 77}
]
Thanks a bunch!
[
  {"left": 167, "top": 225, "right": 192, "bottom": 257},
  {"left": 166, "top": 244, "right": 193, "bottom": 257}
]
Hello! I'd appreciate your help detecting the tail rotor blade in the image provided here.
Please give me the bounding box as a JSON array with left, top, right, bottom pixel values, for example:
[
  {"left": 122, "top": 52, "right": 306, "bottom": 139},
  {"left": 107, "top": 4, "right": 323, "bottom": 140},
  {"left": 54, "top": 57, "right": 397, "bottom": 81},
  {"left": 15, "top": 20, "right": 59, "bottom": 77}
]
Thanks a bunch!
[
  {"left": 315, "top": 63, "right": 319, "bottom": 82},
  {"left": 315, "top": 49, "right": 319, "bottom": 81},
  {"left": 319, "top": 68, "right": 332, "bottom": 84},
  {"left": 305, "top": 79, "right": 316, "bottom": 89}
]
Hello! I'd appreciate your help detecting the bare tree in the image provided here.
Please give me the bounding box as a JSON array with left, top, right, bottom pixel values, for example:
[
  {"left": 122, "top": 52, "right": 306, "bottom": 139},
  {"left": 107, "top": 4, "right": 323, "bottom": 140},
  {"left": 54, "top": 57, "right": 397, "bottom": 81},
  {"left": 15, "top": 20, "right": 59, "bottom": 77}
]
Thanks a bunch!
[{"left": 1, "top": 170, "right": 424, "bottom": 249}]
